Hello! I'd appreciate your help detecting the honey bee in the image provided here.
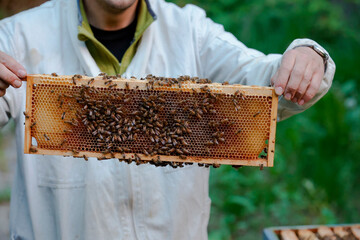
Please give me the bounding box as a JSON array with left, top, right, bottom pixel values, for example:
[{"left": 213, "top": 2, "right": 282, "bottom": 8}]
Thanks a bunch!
[
  {"left": 158, "top": 97, "right": 166, "bottom": 103},
  {"left": 30, "top": 122, "right": 37, "bottom": 128},
  {"left": 205, "top": 147, "right": 210, "bottom": 155},
  {"left": 108, "top": 83, "right": 117, "bottom": 89},
  {"left": 104, "top": 79, "right": 113, "bottom": 85},
  {"left": 182, "top": 149, "right": 190, "bottom": 155},
  {"left": 205, "top": 141, "right": 213, "bottom": 146},
  {"left": 88, "top": 78, "right": 95, "bottom": 85},
  {"left": 29, "top": 146, "right": 38, "bottom": 153},
  {"left": 64, "top": 120, "right": 77, "bottom": 126},
  {"left": 143, "top": 149, "right": 149, "bottom": 156},
  {"left": 59, "top": 99, "right": 64, "bottom": 108},
  {"left": 44, "top": 134, "right": 50, "bottom": 141},
  {"left": 123, "top": 147, "right": 131, "bottom": 152},
  {"left": 253, "top": 111, "right": 261, "bottom": 117},
  {"left": 72, "top": 149, "right": 79, "bottom": 155},
  {"left": 220, "top": 118, "right": 229, "bottom": 125},
  {"left": 63, "top": 94, "right": 73, "bottom": 98},
  {"left": 101, "top": 150, "right": 110, "bottom": 155},
  {"left": 60, "top": 139, "right": 67, "bottom": 146},
  {"left": 259, "top": 164, "right": 264, "bottom": 171},
  {"left": 212, "top": 163, "right": 221, "bottom": 168},
  {"left": 23, "top": 111, "right": 30, "bottom": 119},
  {"left": 232, "top": 165, "right": 243, "bottom": 170}
]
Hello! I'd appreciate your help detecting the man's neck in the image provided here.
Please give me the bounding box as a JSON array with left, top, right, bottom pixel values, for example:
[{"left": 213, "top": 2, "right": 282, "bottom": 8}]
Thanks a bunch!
[{"left": 83, "top": 0, "right": 139, "bottom": 31}]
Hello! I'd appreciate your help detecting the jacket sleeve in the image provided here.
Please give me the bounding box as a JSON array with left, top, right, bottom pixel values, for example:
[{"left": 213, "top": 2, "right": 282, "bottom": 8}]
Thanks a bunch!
[
  {"left": 190, "top": 5, "right": 335, "bottom": 121},
  {"left": 0, "top": 18, "right": 23, "bottom": 128}
]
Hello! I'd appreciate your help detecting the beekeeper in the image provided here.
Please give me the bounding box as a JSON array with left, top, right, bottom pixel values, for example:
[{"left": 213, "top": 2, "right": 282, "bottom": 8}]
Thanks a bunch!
[{"left": 0, "top": 0, "right": 335, "bottom": 239}]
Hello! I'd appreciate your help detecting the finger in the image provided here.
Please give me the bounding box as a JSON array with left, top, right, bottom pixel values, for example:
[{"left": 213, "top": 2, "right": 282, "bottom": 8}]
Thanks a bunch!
[
  {"left": 292, "top": 64, "right": 313, "bottom": 103},
  {"left": 0, "top": 89, "right": 6, "bottom": 97},
  {"left": 0, "top": 51, "right": 27, "bottom": 78},
  {"left": 270, "top": 71, "right": 279, "bottom": 87},
  {"left": 273, "top": 50, "right": 296, "bottom": 96},
  {"left": 0, "top": 64, "right": 22, "bottom": 88},
  {"left": 299, "top": 71, "right": 323, "bottom": 105},
  {"left": 284, "top": 58, "right": 309, "bottom": 101},
  {"left": 0, "top": 80, "right": 10, "bottom": 90}
]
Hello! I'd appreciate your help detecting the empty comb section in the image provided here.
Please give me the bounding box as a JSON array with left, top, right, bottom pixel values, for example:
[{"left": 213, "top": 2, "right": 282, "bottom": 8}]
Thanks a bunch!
[
  {"left": 351, "top": 227, "right": 360, "bottom": 239},
  {"left": 281, "top": 230, "right": 299, "bottom": 240},
  {"left": 317, "top": 226, "right": 337, "bottom": 240},
  {"left": 298, "top": 229, "right": 319, "bottom": 240},
  {"left": 24, "top": 74, "right": 278, "bottom": 168}
]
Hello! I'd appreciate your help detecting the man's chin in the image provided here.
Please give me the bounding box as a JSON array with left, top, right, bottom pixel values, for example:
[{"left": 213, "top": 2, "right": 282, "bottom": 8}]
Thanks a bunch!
[{"left": 97, "top": 0, "right": 138, "bottom": 14}]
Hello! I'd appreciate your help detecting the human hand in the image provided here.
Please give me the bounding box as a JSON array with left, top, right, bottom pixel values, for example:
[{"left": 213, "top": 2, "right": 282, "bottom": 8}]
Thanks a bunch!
[
  {"left": 271, "top": 47, "right": 325, "bottom": 105},
  {"left": 0, "top": 51, "right": 26, "bottom": 97}
]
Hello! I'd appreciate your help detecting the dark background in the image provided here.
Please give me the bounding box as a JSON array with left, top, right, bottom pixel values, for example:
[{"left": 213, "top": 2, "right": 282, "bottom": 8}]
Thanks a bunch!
[{"left": 0, "top": 0, "right": 359, "bottom": 239}]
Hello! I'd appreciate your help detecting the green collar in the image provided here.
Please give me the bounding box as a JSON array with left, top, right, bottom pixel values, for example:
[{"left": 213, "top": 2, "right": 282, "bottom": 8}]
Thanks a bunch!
[{"left": 77, "top": 0, "right": 155, "bottom": 75}]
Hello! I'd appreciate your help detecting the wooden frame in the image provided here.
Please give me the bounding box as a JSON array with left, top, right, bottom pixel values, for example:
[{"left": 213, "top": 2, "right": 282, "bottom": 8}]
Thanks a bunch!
[
  {"left": 263, "top": 224, "right": 360, "bottom": 240},
  {"left": 24, "top": 74, "right": 278, "bottom": 167}
]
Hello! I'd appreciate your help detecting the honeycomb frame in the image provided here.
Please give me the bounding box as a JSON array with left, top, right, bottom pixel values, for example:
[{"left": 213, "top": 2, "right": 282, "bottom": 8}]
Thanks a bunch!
[
  {"left": 264, "top": 224, "right": 360, "bottom": 240},
  {"left": 24, "top": 74, "right": 278, "bottom": 167}
]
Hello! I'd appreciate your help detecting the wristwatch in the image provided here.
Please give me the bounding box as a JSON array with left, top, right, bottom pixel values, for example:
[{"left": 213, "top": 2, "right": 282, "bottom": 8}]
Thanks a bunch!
[{"left": 294, "top": 44, "right": 329, "bottom": 72}]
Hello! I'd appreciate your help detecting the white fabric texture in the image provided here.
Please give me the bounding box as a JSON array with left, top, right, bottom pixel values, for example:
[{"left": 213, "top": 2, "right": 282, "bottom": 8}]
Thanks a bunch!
[{"left": 0, "top": 0, "right": 335, "bottom": 239}]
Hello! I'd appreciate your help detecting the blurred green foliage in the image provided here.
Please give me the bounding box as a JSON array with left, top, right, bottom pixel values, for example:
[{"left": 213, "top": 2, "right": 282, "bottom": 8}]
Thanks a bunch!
[
  {"left": 166, "top": 0, "right": 360, "bottom": 239},
  {"left": 0, "top": 187, "right": 10, "bottom": 204}
]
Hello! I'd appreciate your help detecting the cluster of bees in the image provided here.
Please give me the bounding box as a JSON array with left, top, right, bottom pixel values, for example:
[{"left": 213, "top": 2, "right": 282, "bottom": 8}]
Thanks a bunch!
[
  {"left": 143, "top": 74, "right": 213, "bottom": 88},
  {"left": 60, "top": 74, "right": 233, "bottom": 168}
]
